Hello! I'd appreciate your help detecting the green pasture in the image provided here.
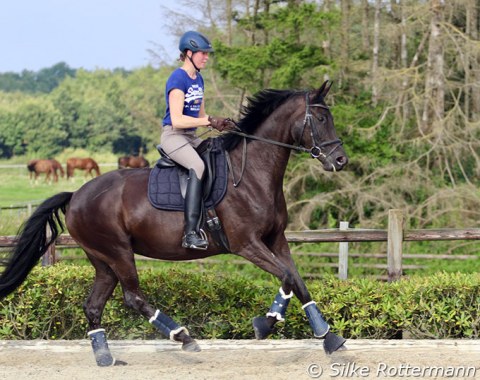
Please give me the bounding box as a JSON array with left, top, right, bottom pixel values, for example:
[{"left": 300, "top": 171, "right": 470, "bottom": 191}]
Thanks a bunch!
[{"left": 0, "top": 163, "right": 118, "bottom": 207}]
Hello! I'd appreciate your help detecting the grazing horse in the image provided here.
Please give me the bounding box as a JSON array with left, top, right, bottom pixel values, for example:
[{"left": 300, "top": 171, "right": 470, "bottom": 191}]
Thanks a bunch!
[
  {"left": 27, "top": 159, "right": 57, "bottom": 183},
  {"left": 118, "top": 155, "right": 150, "bottom": 169},
  {"left": 50, "top": 159, "right": 65, "bottom": 179},
  {"left": 66, "top": 157, "right": 100, "bottom": 179},
  {"left": 0, "top": 82, "right": 348, "bottom": 366}
]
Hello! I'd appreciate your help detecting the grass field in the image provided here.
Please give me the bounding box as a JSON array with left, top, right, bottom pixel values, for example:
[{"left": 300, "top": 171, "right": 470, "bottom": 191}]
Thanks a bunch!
[{"left": 0, "top": 164, "right": 120, "bottom": 206}]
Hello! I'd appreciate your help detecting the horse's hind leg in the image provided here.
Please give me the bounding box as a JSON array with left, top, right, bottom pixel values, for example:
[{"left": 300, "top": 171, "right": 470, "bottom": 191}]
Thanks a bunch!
[
  {"left": 87, "top": 247, "right": 201, "bottom": 354},
  {"left": 83, "top": 256, "right": 119, "bottom": 366}
]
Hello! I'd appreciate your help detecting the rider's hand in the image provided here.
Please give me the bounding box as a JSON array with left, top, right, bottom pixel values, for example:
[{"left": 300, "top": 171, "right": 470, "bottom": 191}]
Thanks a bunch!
[{"left": 208, "top": 116, "right": 236, "bottom": 132}]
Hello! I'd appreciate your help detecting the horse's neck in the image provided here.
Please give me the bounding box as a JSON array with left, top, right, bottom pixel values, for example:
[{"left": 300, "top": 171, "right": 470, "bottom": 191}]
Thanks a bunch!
[{"left": 230, "top": 120, "right": 293, "bottom": 185}]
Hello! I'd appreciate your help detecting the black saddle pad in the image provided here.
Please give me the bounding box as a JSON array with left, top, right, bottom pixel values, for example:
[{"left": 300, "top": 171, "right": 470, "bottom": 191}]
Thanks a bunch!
[{"left": 147, "top": 140, "right": 228, "bottom": 211}]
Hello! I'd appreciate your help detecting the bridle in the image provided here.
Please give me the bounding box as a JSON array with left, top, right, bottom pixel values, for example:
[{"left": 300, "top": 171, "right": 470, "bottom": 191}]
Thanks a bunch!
[
  {"left": 299, "top": 93, "right": 343, "bottom": 159},
  {"left": 227, "top": 92, "right": 343, "bottom": 159},
  {"left": 224, "top": 92, "right": 343, "bottom": 186}
]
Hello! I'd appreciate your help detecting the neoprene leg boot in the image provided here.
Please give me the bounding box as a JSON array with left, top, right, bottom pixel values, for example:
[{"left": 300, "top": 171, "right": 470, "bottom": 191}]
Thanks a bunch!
[{"left": 182, "top": 169, "right": 208, "bottom": 250}]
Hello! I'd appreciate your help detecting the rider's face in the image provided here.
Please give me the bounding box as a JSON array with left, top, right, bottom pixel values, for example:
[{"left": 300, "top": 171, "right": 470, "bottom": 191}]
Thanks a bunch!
[{"left": 190, "top": 51, "right": 209, "bottom": 70}]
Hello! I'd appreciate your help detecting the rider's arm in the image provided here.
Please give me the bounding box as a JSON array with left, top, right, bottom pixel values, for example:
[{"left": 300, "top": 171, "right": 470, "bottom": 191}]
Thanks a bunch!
[{"left": 169, "top": 89, "right": 210, "bottom": 129}]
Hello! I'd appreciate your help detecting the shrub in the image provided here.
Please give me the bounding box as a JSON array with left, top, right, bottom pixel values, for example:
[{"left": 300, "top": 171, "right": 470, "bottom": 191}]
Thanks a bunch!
[{"left": 0, "top": 266, "right": 478, "bottom": 340}]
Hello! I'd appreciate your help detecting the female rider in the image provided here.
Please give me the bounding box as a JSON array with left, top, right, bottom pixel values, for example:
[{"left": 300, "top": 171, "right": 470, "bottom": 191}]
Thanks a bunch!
[{"left": 160, "top": 31, "right": 234, "bottom": 250}]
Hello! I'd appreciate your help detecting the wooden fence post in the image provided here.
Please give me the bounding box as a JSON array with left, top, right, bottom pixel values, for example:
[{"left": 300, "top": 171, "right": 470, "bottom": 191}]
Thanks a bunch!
[
  {"left": 338, "top": 221, "right": 349, "bottom": 280},
  {"left": 41, "top": 227, "right": 57, "bottom": 266},
  {"left": 387, "top": 209, "right": 404, "bottom": 282}
]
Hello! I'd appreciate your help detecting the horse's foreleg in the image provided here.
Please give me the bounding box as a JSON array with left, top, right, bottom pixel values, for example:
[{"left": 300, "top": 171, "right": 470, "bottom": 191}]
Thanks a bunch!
[
  {"left": 243, "top": 240, "right": 346, "bottom": 354},
  {"left": 275, "top": 247, "right": 346, "bottom": 354}
]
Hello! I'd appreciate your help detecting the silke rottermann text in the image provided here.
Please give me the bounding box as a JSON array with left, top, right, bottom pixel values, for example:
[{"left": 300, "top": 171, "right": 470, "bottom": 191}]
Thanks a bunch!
[{"left": 307, "top": 362, "right": 477, "bottom": 378}]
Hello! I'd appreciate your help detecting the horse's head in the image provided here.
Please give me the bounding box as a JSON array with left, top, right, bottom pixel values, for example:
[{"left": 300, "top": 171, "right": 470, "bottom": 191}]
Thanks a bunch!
[{"left": 293, "top": 81, "right": 348, "bottom": 172}]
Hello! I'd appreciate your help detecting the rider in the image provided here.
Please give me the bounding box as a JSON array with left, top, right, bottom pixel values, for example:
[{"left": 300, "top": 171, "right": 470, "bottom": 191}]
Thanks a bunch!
[{"left": 161, "top": 30, "right": 234, "bottom": 250}]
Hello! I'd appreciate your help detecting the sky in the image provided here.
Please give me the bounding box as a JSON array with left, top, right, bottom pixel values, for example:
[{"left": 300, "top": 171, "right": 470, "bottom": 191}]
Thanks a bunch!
[{"left": 0, "top": 0, "right": 190, "bottom": 73}]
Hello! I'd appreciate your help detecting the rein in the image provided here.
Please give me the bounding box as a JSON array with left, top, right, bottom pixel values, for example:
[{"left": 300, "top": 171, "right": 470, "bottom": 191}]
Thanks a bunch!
[{"left": 224, "top": 93, "right": 343, "bottom": 186}]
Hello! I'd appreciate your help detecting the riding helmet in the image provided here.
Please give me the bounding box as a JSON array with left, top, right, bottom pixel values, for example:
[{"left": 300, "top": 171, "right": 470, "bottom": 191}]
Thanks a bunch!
[{"left": 179, "top": 31, "right": 214, "bottom": 53}]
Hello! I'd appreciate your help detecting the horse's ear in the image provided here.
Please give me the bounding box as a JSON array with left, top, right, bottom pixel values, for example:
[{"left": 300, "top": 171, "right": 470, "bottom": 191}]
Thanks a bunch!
[{"left": 318, "top": 80, "right": 333, "bottom": 98}]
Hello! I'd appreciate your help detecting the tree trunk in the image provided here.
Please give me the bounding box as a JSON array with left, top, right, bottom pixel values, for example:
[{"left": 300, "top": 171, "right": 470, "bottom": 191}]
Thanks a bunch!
[
  {"left": 339, "top": 0, "right": 352, "bottom": 88},
  {"left": 400, "top": 0, "right": 409, "bottom": 121},
  {"left": 322, "top": 0, "right": 333, "bottom": 60},
  {"left": 422, "top": 0, "right": 445, "bottom": 134},
  {"left": 362, "top": 0, "right": 370, "bottom": 53},
  {"left": 372, "top": 0, "right": 381, "bottom": 106},
  {"left": 467, "top": 0, "right": 480, "bottom": 119}
]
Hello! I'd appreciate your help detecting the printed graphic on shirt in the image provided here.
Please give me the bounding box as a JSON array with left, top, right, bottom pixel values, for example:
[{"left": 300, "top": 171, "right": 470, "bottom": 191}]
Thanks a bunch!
[{"left": 185, "top": 84, "right": 203, "bottom": 113}]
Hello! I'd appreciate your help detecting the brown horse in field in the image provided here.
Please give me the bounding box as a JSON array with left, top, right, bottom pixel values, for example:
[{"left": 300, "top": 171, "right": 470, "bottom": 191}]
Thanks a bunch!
[
  {"left": 27, "top": 159, "right": 58, "bottom": 183},
  {"left": 118, "top": 155, "right": 150, "bottom": 169},
  {"left": 50, "top": 159, "right": 65, "bottom": 178},
  {"left": 1, "top": 82, "right": 348, "bottom": 366},
  {"left": 66, "top": 157, "right": 100, "bottom": 179}
]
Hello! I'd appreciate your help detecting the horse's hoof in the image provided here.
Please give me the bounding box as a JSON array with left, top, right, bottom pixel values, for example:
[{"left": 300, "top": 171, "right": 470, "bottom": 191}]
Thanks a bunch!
[
  {"left": 182, "top": 340, "right": 201, "bottom": 352},
  {"left": 252, "top": 316, "right": 274, "bottom": 340},
  {"left": 323, "top": 331, "right": 346, "bottom": 354}
]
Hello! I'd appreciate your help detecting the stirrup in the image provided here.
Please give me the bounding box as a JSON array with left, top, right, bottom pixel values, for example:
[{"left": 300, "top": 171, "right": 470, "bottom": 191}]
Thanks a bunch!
[{"left": 182, "top": 230, "right": 208, "bottom": 250}]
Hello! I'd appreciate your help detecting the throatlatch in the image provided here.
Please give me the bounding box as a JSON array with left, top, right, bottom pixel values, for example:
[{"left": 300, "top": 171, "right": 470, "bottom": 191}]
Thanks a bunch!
[
  {"left": 149, "top": 309, "right": 188, "bottom": 340},
  {"left": 88, "top": 328, "right": 115, "bottom": 367}
]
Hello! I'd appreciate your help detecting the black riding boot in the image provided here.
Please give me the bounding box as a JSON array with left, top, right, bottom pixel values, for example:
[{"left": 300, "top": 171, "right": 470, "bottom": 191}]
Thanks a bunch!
[{"left": 182, "top": 169, "right": 208, "bottom": 250}]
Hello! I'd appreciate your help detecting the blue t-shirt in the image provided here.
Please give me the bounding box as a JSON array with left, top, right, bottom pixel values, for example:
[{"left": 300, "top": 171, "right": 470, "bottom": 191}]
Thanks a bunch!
[{"left": 163, "top": 68, "right": 205, "bottom": 129}]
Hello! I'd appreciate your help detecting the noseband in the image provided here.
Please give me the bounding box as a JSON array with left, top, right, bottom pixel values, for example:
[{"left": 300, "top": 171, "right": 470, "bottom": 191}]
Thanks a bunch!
[{"left": 227, "top": 92, "right": 342, "bottom": 159}]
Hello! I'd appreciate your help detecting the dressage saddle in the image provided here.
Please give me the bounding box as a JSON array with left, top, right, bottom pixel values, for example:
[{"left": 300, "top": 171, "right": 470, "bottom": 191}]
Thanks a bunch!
[{"left": 148, "top": 138, "right": 230, "bottom": 252}]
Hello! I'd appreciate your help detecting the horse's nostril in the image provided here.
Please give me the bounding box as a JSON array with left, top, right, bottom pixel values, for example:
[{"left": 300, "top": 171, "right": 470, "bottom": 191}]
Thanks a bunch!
[{"left": 337, "top": 156, "right": 348, "bottom": 166}]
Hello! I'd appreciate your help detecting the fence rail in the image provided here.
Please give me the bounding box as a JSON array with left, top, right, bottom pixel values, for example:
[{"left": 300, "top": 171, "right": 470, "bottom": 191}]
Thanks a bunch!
[{"left": 1, "top": 210, "right": 478, "bottom": 281}]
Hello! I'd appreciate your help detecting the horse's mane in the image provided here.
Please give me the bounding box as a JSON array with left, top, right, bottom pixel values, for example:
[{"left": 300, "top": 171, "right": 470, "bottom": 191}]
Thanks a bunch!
[{"left": 220, "top": 88, "right": 304, "bottom": 152}]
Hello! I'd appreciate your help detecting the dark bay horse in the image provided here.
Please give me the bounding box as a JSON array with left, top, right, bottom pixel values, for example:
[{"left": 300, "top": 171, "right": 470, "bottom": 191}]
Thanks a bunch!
[
  {"left": 27, "top": 159, "right": 59, "bottom": 183},
  {"left": 0, "top": 82, "right": 348, "bottom": 366},
  {"left": 118, "top": 155, "right": 150, "bottom": 169},
  {"left": 66, "top": 157, "right": 100, "bottom": 179}
]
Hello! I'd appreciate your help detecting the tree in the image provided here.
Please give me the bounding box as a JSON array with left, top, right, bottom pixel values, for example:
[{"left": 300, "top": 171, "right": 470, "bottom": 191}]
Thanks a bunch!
[{"left": 421, "top": 0, "right": 445, "bottom": 133}]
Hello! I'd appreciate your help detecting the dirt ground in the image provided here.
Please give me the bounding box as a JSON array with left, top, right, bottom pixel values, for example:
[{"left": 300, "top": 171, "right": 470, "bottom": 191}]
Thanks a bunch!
[{"left": 0, "top": 339, "right": 479, "bottom": 380}]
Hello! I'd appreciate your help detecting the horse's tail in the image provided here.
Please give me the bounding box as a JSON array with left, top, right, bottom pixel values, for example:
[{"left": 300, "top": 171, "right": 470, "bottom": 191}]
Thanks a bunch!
[
  {"left": 0, "top": 192, "right": 73, "bottom": 299},
  {"left": 94, "top": 162, "right": 101, "bottom": 176},
  {"left": 58, "top": 164, "right": 65, "bottom": 177},
  {"left": 118, "top": 157, "right": 126, "bottom": 169}
]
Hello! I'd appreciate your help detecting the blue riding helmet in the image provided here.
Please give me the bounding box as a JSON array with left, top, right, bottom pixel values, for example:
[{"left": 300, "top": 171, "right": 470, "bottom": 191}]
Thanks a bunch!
[{"left": 179, "top": 31, "right": 214, "bottom": 53}]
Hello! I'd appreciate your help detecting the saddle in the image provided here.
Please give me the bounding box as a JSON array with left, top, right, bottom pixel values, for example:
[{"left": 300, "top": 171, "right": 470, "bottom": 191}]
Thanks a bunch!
[{"left": 148, "top": 138, "right": 230, "bottom": 251}]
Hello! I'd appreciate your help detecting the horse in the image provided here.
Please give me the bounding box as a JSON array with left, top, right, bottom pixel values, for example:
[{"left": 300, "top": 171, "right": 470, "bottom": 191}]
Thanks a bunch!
[
  {"left": 27, "top": 159, "right": 58, "bottom": 183},
  {"left": 50, "top": 159, "right": 65, "bottom": 179},
  {"left": 0, "top": 82, "right": 348, "bottom": 366},
  {"left": 118, "top": 155, "right": 150, "bottom": 169},
  {"left": 66, "top": 157, "right": 101, "bottom": 179}
]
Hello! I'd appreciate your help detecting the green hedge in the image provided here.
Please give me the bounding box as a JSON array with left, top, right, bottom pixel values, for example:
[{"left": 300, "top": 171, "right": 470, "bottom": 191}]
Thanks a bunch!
[{"left": 0, "top": 266, "right": 478, "bottom": 340}]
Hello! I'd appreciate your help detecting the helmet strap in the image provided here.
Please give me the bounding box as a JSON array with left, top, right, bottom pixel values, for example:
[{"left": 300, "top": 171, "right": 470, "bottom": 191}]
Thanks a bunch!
[{"left": 186, "top": 52, "right": 201, "bottom": 72}]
